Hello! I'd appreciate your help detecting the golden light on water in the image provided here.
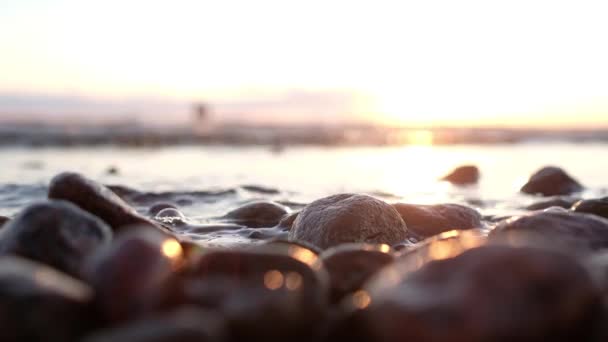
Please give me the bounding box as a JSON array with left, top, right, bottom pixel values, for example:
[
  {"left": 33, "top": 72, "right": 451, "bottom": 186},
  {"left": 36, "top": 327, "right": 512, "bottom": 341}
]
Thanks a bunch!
[
  {"left": 352, "top": 290, "right": 372, "bottom": 309},
  {"left": 264, "top": 270, "right": 284, "bottom": 290},
  {"left": 161, "top": 239, "right": 183, "bottom": 259}
]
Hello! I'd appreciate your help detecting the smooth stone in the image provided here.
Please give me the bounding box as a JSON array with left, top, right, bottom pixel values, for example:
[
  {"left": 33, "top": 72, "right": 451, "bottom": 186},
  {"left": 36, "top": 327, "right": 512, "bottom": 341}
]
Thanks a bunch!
[
  {"left": 148, "top": 202, "right": 178, "bottom": 216},
  {"left": 490, "top": 208, "right": 608, "bottom": 252},
  {"left": 440, "top": 165, "right": 480, "bottom": 185},
  {"left": 392, "top": 203, "right": 482, "bottom": 238},
  {"left": 0, "top": 215, "right": 9, "bottom": 227},
  {"left": 525, "top": 196, "right": 580, "bottom": 210},
  {"left": 179, "top": 247, "right": 328, "bottom": 341},
  {"left": 0, "top": 256, "right": 93, "bottom": 342},
  {"left": 321, "top": 243, "right": 394, "bottom": 303},
  {"left": 264, "top": 238, "right": 323, "bottom": 255},
  {"left": 277, "top": 211, "right": 300, "bottom": 231},
  {"left": 84, "top": 229, "right": 184, "bottom": 324},
  {"left": 48, "top": 172, "right": 161, "bottom": 232},
  {"left": 0, "top": 200, "right": 112, "bottom": 277},
  {"left": 81, "top": 307, "right": 224, "bottom": 342},
  {"left": 289, "top": 194, "right": 408, "bottom": 250},
  {"left": 521, "top": 166, "right": 583, "bottom": 196},
  {"left": 222, "top": 201, "right": 289, "bottom": 228},
  {"left": 360, "top": 245, "right": 603, "bottom": 341},
  {"left": 240, "top": 184, "right": 280, "bottom": 194},
  {"left": 572, "top": 197, "right": 608, "bottom": 220}
]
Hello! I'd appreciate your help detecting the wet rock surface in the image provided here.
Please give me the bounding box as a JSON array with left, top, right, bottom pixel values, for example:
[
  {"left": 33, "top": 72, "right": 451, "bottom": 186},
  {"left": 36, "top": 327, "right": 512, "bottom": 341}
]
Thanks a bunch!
[
  {"left": 441, "top": 165, "right": 480, "bottom": 185},
  {"left": 360, "top": 245, "right": 603, "bottom": 341},
  {"left": 572, "top": 197, "right": 608, "bottom": 219},
  {"left": 0, "top": 200, "right": 112, "bottom": 277},
  {"left": 0, "top": 215, "right": 9, "bottom": 227},
  {"left": 221, "top": 201, "right": 288, "bottom": 228},
  {"left": 84, "top": 229, "right": 183, "bottom": 324},
  {"left": 49, "top": 172, "right": 161, "bottom": 232},
  {"left": 521, "top": 166, "right": 584, "bottom": 196},
  {"left": 321, "top": 243, "right": 394, "bottom": 303},
  {"left": 490, "top": 209, "right": 608, "bottom": 252},
  {"left": 393, "top": 203, "right": 482, "bottom": 238},
  {"left": 289, "top": 194, "right": 408, "bottom": 249},
  {"left": 0, "top": 256, "right": 93, "bottom": 342}
]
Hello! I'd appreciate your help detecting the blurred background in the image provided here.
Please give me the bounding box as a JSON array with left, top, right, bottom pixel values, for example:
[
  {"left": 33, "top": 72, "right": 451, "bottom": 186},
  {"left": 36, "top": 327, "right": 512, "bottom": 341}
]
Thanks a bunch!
[{"left": 1, "top": 0, "right": 607, "bottom": 220}]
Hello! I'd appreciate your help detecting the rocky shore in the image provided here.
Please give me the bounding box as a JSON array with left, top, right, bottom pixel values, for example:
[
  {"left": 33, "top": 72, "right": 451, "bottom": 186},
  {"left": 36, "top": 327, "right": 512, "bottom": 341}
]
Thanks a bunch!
[{"left": 0, "top": 166, "right": 607, "bottom": 341}]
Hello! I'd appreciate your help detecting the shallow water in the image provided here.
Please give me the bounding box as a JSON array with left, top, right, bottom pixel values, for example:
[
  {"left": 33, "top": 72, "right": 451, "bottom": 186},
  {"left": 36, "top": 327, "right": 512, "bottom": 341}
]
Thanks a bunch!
[{"left": 1, "top": 142, "right": 606, "bottom": 245}]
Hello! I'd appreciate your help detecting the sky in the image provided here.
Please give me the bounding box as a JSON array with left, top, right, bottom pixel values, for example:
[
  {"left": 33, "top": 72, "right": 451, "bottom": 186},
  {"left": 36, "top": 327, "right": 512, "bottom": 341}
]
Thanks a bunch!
[{"left": 1, "top": 0, "right": 607, "bottom": 128}]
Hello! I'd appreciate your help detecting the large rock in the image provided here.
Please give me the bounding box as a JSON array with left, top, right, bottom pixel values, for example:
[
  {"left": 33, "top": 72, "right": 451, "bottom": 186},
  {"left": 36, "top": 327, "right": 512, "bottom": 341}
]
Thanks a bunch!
[
  {"left": 358, "top": 245, "right": 603, "bottom": 341},
  {"left": 48, "top": 172, "right": 161, "bottom": 232},
  {"left": 84, "top": 229, "right": 184, "bottom": 324},
  {"left": 520, "top": 166, "right": 583, "bottom": 196},
  {"left": 321, "top": 243, "right": 393, "bottom": 303},
  {"left": 81, "top": 307, "right": 224, "bottom": 342},
  {"left": 222, "top": 201, "right": 289, "bottom": 228},
  {"left": 0, "top": 256, "right": 94, "bottom": 342},
  {"left": 440, "top": 165, "right": 480, "bottom": 185},
  {"left": 490, "top": 208, "right": 608, "bottom": 252},
  {"left": 0, "top": 200, "right": 112, "bottom": 277},
  {"left": 392, "top": 203, "right": 482, "bottom": 238},
  {"left": 178, "top": 245, "right": 328, "bottom": 341},
  {"left": 289, "top": 194, "right": 407, "bottom": 249},
  {"left": 572, "top": 197, "right": 608, "bottom": 220}
]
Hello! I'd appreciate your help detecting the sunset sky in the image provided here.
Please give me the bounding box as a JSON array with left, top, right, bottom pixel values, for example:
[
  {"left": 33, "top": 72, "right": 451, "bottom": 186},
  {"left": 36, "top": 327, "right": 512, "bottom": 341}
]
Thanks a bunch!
[{"left": 1, "top": 0, "right": 607, "bottom": 128}]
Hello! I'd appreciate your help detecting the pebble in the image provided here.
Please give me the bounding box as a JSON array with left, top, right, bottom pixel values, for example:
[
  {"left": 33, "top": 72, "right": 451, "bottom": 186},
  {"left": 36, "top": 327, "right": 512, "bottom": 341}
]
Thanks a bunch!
[
  {"left": 84, "top": 228, "right": 184, "bottom": 324},
  {"left": 392, "top": 203, "right": 482, "bottom": 238},
  {"left": 572, "top": 197, "right": 608, "bottom": 220},
  {"left": 0, "top": 200, "right": 112, "bottom": 277},
  {"left": 48, "top": 172, "right": 163, "bottom": 232},
  {"left": 0, "top": 215, "right": 9, "bottom": 227},
  {"left": 440, "top": 165, "right": 480, "bottom": 185},
  {"left": 0, "top": 256, "right": 94, "bottom": 341},
  {"left": 222, "top": 201, "right": 289, "bottom": 228},
  {"left": 289, "top": 194, "right": 408, "bottom": 249},
  {"left": 520, "top": 166, "right": 584, "bottom": 196},
  {"left": 359, "top": 245, "right": 603, "bottom": 341}
]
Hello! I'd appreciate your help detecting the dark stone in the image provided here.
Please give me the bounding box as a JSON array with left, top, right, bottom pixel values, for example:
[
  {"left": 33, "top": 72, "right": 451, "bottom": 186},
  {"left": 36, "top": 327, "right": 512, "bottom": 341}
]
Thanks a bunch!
[
  {"left": 81, "top": 307, "right": 224, "bottom": 342},
  {"left": 179, "top": 246, "right": 328, "bottom": 341},
  {"left": 0, "top": 215, "right": 9, "bottom": 227},
  {"left": 359, "top": 245, "right": 603, "bottom": 341},
  {"left": 525, "top": 196, "right": 580, "bottom": 210},
  {"left": 289, "top": 194, "right": 408, "bottom": 250},
  {"left": 321, "top": 243, "right": 394, "bottom": 303},
  {"left": 490, "top": 208, "right": 608, "bottom": 252},
  {"left": 106, "top": 166, "right": 119, "bottom": 175},
  {"left": 264, "top": 238, "right": 323, "bottom": 255},
  {"left": 392, "top": 203, "right": 482, "bottom": 238},
  {"left": 440, "top": 165, "right": 480, "bottom": 185},
  {"left": 277, "top": 211, "right": 299, "bottom": 230},
  {"left": 240, "top": 184, "right": 280, "bottom": 194},
  {"left": 572, "top": 197, "right": 608, "bottom": 220},
  {"left": 521, "top": 166, "right": 583, "bottom": 196},
  {"left": 222, "top": 201, "right": 289, "bottom": 228},
  {"left": 49, "top": 172, "right": 162, "bottom": 232},
  {"left": 0, "top": 200, "right": 112, "bottom": 277},
  {"left": 84, "top": 229, "right": 184, "bottom": 324},
  {"left": 148, "top": 202, "right": 178, "bottom": 216},
  {"left": 0, "top": 256, "right": 94, "bottom": 342}
]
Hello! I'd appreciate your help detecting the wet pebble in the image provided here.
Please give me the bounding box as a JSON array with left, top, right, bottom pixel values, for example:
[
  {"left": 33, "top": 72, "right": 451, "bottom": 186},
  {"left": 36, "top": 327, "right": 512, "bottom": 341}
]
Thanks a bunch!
[
  {"left": 572, "top": 197, "right": 608, "bottom": 220},
  {"left": 490, "top": 208, "right": 608, "bottom": 252},
  {"left": 0, "top": 256, "right": 94, "bottom": 342},
  {"left": 359, "top": 245, "right": 603, "bottom": 341},
  {"left": 392, "top": 203, "right": 482, "bottom": 238},
  {"left": 178, "top": 246, "right": 328, "bottom": 341},
  {"left": 49, "top": 172, "right": 163, "bottom": 232},
  {"left": 81, "top": 307, "right": 224, "bottom": 342},
  {"left": 290, "top": 194, "right": 408, "bottom": 249},
  {"left": 241, "top": 184, "right": 280, "bottom": 194},
  {"left": 84, "top": 228, "right": 184, "bottom": 324},
  {"left": 440, "top": 164, "right": 480, "bottom": 185},
  {"left": 521, "top": 166, "right": 584, "bottom": 196},
  {"left": 0, "top": 215, "right": 9, "bottom": 227},
  {"left": 525, "top": 196, "right": 580, "bottom": 210},
  {"left": 222, "top": 201, "right": 289, "bottom": 228},
  {"left": 0, "top": 200, "right": 112, "bottom": 277},
  {"left": 321, "top": 243, "right": 394, "bottom": 303}
]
